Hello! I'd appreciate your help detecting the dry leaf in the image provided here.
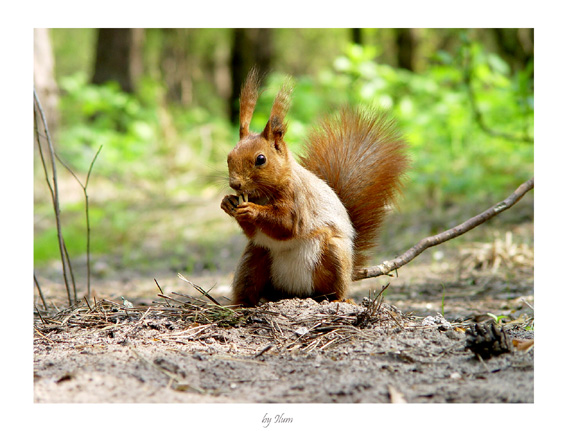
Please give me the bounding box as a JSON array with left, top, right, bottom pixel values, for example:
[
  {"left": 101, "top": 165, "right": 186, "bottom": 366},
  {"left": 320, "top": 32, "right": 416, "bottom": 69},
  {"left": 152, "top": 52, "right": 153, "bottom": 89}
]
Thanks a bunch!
[{"left": 513, "top": 338, "right": 534, "bottom": 351}]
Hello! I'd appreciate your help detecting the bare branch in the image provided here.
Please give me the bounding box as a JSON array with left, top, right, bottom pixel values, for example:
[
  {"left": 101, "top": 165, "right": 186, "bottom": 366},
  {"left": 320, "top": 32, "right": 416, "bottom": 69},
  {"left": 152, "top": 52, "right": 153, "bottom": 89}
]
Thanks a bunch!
[
  {"left": 34, "top": 88, "right": 76, "bottom": 304},
  {"left": 56, "top": 146, "right": 103, "bottom": 299},
  {"left": 85, "top": 145, "right": 103, "bottom": 188},
  {"left": 34, "top": 273, "right": 48, "bottom": 311},
  {"left": 354, "top": 177, "right": 534, "bottom": 280}
]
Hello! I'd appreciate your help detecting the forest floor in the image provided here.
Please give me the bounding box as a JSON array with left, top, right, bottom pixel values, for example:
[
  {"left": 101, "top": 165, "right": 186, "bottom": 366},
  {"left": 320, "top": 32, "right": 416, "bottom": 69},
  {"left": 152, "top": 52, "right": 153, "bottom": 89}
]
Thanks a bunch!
[{"left": 33, "top": 195, "right": 534, "bottom": 404}]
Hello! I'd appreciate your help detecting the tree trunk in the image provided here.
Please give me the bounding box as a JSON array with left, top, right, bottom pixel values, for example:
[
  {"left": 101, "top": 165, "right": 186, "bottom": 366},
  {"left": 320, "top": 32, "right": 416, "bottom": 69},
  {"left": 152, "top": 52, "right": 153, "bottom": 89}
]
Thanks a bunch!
[
  {"left": 92, "top": 28, "right": 144, "bottom": 93},
  {"left": 160, "top": 29, "right": 193, "bottom": 105},
  {"left": 352, "top": 28, "right": 363, "bottom": 45},
  {"left": 34, "top": 28, "right": 59, "bottom": 134},
  {"left": 229, "top": 28, "right": 273, "bottom": 124},
  {"left": 492, "top": 28, "right": 534, "bottom": 74},
  {"left": 394, "top": 28, "right": 416, "bottom": 71}
]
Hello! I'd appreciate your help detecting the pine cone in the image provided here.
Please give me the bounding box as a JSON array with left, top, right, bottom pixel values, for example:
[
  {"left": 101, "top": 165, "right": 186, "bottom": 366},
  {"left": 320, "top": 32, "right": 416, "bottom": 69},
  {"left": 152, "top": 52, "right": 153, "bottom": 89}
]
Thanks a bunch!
[{"left": 465, "top": 322, "right": 512, "bottom": 359}]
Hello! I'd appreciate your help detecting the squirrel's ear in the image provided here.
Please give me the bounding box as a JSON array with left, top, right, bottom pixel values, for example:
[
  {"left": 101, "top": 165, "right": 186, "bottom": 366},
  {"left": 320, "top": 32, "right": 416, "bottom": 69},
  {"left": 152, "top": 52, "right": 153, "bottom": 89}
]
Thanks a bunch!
[
  {"left": 262, "top": 77, "right": 293, "bottom": 150},
  {"left": 239, "top": 67, "right": 261, "bottom": 139},
  {"left": 262, "top": 116, "right": 287, "bottom": 151}
]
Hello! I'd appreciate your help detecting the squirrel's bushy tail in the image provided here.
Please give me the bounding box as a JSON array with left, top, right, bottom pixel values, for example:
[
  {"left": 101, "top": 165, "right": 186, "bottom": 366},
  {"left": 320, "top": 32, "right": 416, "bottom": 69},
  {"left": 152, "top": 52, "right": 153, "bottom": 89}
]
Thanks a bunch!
[{"left": 300, "top": 107, "right": 409, "bottom": 269}]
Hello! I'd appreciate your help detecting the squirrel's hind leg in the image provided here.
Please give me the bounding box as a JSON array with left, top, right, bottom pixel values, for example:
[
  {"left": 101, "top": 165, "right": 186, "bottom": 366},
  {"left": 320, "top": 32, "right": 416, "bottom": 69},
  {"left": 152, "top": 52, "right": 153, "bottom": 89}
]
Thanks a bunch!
[
  {"left": 311, "top": 236, "right": 353, "bottom": 301},
  {"left": 232, "top": 242, "right": 273, "bottom": 307}
]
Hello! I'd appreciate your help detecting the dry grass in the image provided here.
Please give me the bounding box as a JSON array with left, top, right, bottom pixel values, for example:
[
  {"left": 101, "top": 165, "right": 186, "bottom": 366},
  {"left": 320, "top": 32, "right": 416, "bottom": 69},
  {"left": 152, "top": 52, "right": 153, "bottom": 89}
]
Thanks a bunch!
[
  {"left": 459, "top": 231, "right": 534, "bottom": 275},
  {"left": 33, "top": 279, "right": 415, "bottom": 355}
]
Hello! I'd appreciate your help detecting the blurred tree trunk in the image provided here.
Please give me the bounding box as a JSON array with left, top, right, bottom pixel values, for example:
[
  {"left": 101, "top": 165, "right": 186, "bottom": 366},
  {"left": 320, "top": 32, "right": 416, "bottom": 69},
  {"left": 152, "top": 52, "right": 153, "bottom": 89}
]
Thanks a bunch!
[
  {"left": 92, "top": 28, "right": 144, "bottom": 93},
  {"left": 229, "top": 28, "right": 273, "bottom": 124},
  {"left": 160, "top": 29, "right": 193, "bottom": 105},
  {"left": 351, "top": 28, "right": 363, "bottom": 45},
  {"left": 34, "top": 28, "right": 59, "bottom": 134},
  {"left": 211, "top": 40, "right": 231, "bottom": 102},
  {"left": 492, "top": 28, "right": 534, "bottom": 74},
  {"left": 394, "top": 28, "right": 416, "bottom": 71}
]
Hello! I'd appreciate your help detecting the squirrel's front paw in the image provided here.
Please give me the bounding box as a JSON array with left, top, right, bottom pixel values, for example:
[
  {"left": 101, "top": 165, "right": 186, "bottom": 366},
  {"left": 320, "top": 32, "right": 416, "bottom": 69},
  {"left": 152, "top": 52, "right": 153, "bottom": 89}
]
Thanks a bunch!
[
  {"left": 221, "top": 195, "right": 239, "bottom": 217},
  {"left": 235, "top": 202, "right": 259, "bottom": 223}
]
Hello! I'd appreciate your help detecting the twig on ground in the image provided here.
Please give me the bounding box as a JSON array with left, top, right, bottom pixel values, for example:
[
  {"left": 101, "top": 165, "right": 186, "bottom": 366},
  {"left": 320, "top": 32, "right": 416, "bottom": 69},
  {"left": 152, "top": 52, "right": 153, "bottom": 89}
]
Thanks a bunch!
[
  {"left": 254, "top": 344, "right": 274, "bottom": 358},
  {"left": 356, "top": 283, "right": 390, "bottom": 327},
  {"left": 520, "top": 297, "right": 534, "bottom": 311},
  {"left": 177, "top": 273, "right": 222, "bottom": 306},
  {"left": 154, "top": 279, "right": 171, "bottom": 306},
  {"left": 33, "top": 293, "right": 413, "bottom": 356},
  {"left": 385, "top": 309, "right": 405, "bottom": 330},
  {"left": 354, "top": 177, "right": 534, "bottom": 280},
  {"left": 84, "top": 296, "right": 93, "bottom": 312},
  {"left": 34, "top": 327, "right": 54, "bottom": 344},
  {"left": 34, "top": 306, "right": 47, "bottom": 325}
]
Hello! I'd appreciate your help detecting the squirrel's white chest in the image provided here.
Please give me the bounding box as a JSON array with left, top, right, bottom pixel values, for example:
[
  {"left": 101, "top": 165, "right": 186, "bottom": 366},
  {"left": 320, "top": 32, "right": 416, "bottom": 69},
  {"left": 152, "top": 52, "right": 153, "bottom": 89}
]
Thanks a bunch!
[{"left": 253, "top": 232, "right": 320, "bottom": 295}]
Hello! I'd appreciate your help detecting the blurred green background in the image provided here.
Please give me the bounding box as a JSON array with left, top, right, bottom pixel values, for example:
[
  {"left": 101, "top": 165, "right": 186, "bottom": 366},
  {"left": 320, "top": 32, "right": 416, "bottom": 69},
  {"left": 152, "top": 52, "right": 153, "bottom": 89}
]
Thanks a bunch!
[{"left": 34, "top": 28, "right": 534, "bottom": 286}]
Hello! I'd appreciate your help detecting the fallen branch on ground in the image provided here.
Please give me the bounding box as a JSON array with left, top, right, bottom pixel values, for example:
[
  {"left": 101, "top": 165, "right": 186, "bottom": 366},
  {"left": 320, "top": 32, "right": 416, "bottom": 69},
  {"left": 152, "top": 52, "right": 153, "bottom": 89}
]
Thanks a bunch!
[{"left": 354, "top": 177, "right": 534, "bottom": 280}]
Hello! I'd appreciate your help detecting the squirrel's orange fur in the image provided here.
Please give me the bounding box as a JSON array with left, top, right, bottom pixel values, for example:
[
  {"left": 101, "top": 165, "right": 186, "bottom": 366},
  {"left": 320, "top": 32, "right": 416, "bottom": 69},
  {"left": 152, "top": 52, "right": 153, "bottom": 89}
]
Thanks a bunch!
[{"left": 221, "top": 69, "right": 409, "bottom": 306}]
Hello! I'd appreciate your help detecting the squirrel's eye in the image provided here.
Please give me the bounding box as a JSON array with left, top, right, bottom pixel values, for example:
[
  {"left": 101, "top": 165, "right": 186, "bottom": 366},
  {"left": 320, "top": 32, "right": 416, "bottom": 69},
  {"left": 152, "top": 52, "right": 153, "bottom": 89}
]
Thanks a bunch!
[{"left": 255, "top": 154, "right": 266, "bottom": 166}]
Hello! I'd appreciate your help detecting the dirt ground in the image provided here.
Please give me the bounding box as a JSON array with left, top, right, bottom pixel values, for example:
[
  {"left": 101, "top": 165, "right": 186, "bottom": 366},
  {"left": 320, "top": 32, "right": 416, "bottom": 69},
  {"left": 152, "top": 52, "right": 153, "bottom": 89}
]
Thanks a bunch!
[
  {"left": 34, "top": 210, "right": 534, "bottom": 407},
  {"left": 33, "top": 298, "right": 533, "bottom": 404}
]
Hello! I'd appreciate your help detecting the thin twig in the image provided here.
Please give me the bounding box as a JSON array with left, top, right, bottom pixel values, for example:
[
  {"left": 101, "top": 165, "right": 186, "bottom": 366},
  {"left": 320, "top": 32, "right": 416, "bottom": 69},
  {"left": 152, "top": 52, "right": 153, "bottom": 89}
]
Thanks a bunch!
[
  {"left": 34, "top": 89, "right": 76, "bottom": 305},
  {"left": 520, "top": 297, "right": 534, "bottom": 311},
  {"left": 34, "top": 273, "right": 48, "bottom": 311},
  {"left": 34, "top": 306, "right": 47, "bottom": 325},
  {"left": 62, "top": 241, "right": 77, "bottom": 300},
  {"left": 177, "top": 273, "right": 222, "bottom": 306},
  {"left": 386, "top": 310, "right": 405, "bottom": 330},
  {"left": 154, "top": 279, "right": 171, "bottom": 306},
  {"left": 254, "top": 344, "right": 274, "bottom": 358},
  {"left": 84, "top": 296, "right": 93, "bottom": 312},
  {"left": 55, "top": 146, "right": 103, "bottom": 299},
  {"left": 84, "top": 147, "right": 102, "bottom": 299},
  {"left": 354, "top": 177, "right": 534, "bottom": 280},
  {"left": 34, "top": 327, "right": 54, "bottom": 344}
]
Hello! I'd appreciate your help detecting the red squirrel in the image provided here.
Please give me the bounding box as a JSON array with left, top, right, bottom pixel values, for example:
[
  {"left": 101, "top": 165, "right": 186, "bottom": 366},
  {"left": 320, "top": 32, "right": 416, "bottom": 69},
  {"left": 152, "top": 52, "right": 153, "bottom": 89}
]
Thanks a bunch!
[{"left": 221, "top": 69, "right": 409, "bottom": 306}]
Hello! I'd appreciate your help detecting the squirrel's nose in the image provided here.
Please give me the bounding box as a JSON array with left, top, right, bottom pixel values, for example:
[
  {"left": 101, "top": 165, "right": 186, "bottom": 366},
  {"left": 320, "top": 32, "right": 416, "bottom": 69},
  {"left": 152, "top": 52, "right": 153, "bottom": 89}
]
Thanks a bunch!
[{"left": 230, "top": 178, "right": 243, "bottom": 191}]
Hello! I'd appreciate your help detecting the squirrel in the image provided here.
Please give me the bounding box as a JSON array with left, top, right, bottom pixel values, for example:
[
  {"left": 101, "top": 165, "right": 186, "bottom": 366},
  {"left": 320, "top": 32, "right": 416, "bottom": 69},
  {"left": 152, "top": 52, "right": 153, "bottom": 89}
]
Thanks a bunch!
[{"left": 221, "top": 68, "right": 409, "bottom": 306}]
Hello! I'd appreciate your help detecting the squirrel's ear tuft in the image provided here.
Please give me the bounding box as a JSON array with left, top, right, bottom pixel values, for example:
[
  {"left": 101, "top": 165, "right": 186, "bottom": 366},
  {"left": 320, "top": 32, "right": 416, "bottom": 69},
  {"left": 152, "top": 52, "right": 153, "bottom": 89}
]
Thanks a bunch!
[
  {"left": 262, "top": 77, "right": 294, "bottom": 150},
  {"left": 239, "top": 67, "right": 261, "bottom": 139}
]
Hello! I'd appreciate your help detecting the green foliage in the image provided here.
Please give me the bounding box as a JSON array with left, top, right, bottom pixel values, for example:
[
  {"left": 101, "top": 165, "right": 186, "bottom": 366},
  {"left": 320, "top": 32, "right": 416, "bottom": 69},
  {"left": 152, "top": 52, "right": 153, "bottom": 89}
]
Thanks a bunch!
[
  {"left": 57, "top": 73, "right": 158, "bottom": 177},
  {"left": 281, "top": 42, "right": 533, "bottom": 206},
  {"left": 51, "top": 29, "right": 96, "bottom": 79},
  {"left": 52, "top": 34, "right": 533, "bottom": 207},
  {"left": 36, "top": 71, "right": 237, "bottom": 266},
  {"left": 36, "top": 32, "right": 533, "bottom": 268},
  {"left": 34, "top": 205, "right": 109, "bottom": 263},
  {"left": 56, "top": 72, "right": 234, "bottom": 183}
]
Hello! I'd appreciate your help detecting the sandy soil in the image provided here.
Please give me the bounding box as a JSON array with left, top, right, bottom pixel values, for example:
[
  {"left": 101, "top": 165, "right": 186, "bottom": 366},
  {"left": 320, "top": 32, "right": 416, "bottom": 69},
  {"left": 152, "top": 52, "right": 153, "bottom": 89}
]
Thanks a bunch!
[
  {"left": 34, "top": 260, "right": 534, "bottom": 404},
  {"left": 34, "top": 306, "right": 533, "bottom": 404}
]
